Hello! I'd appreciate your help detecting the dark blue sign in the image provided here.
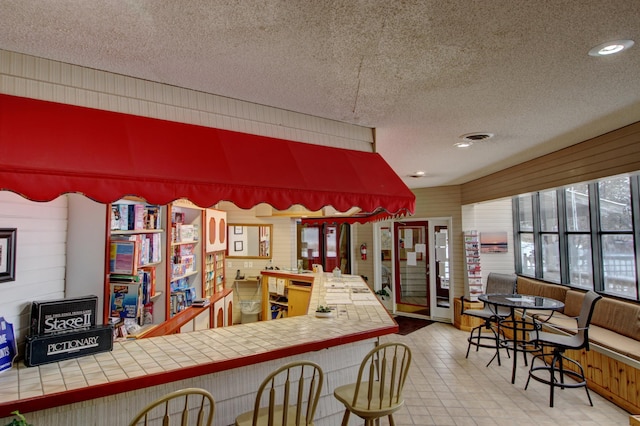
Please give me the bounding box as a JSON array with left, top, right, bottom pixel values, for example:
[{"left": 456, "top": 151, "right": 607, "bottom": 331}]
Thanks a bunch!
[{"left": 0, "top": 317, "right": 17, "bottom": 373}]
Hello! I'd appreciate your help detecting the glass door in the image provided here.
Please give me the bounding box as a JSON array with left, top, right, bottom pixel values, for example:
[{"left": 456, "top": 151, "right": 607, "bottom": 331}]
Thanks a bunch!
[
  {"left": 297, "top": 223, "right": 350, "bottom": 274},
  {"left": 393, "top": 221, "right": 429, "bottom": 316}
]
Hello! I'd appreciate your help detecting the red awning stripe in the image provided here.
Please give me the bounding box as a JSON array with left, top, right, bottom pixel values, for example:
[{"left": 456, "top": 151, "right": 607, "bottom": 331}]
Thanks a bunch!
[{"left": 0, "top": 94, "right": 415, "bottom": 214}]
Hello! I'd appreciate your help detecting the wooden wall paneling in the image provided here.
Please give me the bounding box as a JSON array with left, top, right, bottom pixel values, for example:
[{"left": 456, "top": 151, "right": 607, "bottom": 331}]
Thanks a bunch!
[
  {"left": 462, "top": 121, "right": 640, "bottom": 205},
  {"left": 411, "top": 186, "right": 464, "bottom": 298}
]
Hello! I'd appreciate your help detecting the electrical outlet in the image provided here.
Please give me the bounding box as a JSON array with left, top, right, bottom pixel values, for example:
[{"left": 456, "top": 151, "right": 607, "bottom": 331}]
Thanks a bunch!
[
  {"left": 244, "top": 262, "right": 249, "bottom": 268},
  {"left": 227, "top": 261, "right": 232, "bottom": 268},
  {"left": 248, "top": 261, "right": 253, "bottom": 268}
]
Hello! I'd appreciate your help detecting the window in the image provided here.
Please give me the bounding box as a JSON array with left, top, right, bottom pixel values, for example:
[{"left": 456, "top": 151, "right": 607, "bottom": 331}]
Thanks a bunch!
[
  {"left": 514, "top": 173, "right": 640, "bottom": 301},
  {"left": 540, "top": 190, "right": 560, "bottom": 282},
  {"left": 599, "top": 176, "right": 636, "bottom": 299},
  {"left": 565, "top": 184, "right": 592, "bottom": 288}
]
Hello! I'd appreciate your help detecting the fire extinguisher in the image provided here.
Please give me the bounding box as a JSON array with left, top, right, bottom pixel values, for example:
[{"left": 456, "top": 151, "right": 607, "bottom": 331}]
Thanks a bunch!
[{"left": 360, "top": 243, "right": 367, "bottom": 260}]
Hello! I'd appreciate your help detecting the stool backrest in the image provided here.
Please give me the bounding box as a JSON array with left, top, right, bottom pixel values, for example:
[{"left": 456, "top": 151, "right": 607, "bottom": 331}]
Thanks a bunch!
[
  {"left": 486, "top": 273, "right": 517, "bottom": 294},
  {"left": 577, "top": 290, "right": 603, "bottom": 350},
  {"left": 251, "top": 360, "right": 324, "bottom": 426},
  {"left": 129, "top": 387, "right": 215, "bottom": 426},
  {"left": 349, "top": 342, "right": 412, "bottom": 411}
]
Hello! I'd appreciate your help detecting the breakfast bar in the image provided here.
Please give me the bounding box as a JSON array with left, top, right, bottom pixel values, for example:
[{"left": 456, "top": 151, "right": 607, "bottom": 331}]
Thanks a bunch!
[{"left": 0, "top": 273, "right": 396, "bottom": 425}]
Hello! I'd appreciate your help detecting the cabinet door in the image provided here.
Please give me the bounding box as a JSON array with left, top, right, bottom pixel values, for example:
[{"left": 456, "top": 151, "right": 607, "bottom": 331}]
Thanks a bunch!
[
  {"left": 213, "top": 298, "right": 225, "bottom": 328},
  {"left": 194, "top": 308, "right": 210, "bottom": 330},
  {"left": 287, "top": 286, "right": 311, "bottom": 317},
  {"left": 224, "top": 291, "right": 234, "bottom": 326}
]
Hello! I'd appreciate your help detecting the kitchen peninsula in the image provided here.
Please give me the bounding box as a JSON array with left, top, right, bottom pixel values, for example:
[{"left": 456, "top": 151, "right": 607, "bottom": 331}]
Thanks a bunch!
[{"left": 0, "top": 272, "right": 396, "bottom": 426}]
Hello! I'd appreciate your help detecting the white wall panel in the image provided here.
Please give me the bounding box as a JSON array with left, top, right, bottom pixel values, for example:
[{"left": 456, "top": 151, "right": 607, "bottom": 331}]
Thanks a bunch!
[
  {"left": 0, "top": 192, "right": 67, "bottom": 345},
  {"left": 0, "top": 50, "right": 373, "bottom": 152},
  {"left": 462, "top": 198, "right": 515, "bottom": 286}
]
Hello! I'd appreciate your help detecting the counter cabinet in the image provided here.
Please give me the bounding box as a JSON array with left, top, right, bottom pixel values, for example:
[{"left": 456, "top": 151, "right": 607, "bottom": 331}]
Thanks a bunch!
[
  {"left": 261, "top": 271, "right": 314, "bottom": 320},
  {"left": 0, "top": 273, "right": 397, "bottom": 425}
]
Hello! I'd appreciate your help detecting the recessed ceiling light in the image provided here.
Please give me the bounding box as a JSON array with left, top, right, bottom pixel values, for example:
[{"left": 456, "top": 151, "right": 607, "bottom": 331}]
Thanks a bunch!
[
  {"left": 454, "top": 141, "right": 473, "bottom": 148},
  {"left": 588, "top": 40, "right": 634, "bottom": 56},
  {"left": 409, "top": 171, "right": 426, "bottom": 178}
]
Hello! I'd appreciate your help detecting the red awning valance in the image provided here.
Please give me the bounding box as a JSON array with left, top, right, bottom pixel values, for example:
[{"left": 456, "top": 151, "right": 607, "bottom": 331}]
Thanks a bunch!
[{"left": 0, "top": 94, "right": 415, "bottom": 214}]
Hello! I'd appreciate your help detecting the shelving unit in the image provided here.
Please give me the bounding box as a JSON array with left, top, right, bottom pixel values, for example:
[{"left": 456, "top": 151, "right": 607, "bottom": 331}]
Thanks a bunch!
[
  {"left": 204, "top": 208, "right": 228, "bottom": 298},
  {"left": 204, "top": 251, "right": 226, "bottom": 298},
  {"left": 105, "top": 198, "right": 166, "bottom": 338},
  {"left": 464, "top": 230, "right": 482, "bottom": 300},
  {"left": 167, "top": 201, "right": 203, "bottom": 318},
  {"left": 102, "top": 201, "right": 233, "bottom": 338}
]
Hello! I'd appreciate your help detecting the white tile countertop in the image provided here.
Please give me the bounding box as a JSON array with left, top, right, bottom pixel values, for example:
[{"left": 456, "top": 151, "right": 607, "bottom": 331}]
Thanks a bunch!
[{"left": 0, "top": 273, "right": 396, "bottom": 417}]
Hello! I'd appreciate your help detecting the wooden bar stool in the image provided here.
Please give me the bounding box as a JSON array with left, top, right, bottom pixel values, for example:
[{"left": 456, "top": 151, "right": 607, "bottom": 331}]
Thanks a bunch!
[
  {"left": 235, "top": 360, "right": 324, "bottom": 426},
  {"left": 333, "top": 342, "right": 412, "bottom": 426},
  {"left": 129, "top": 387, "right": 215, "bottom": 426}
]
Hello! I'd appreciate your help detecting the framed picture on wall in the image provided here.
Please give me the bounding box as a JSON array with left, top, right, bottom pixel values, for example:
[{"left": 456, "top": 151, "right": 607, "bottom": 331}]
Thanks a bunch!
[
  {"left": 0, "top": 228, "right": 17, "bottom": 283},
  {"left": 480, "top": 231, "right": 508, "bottom": 253},
  {"left": 234, "top": 241, "right": 243, "bottom": 252}
]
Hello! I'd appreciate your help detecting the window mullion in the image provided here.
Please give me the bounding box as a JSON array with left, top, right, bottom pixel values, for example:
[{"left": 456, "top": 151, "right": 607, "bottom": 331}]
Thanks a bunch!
[
  {"left": 590, "top": 182, "right": 603, "bottom": 292},
  {"left": 533, "top": 193, "right": 543, "bottom": 280},
  {"left": 512, "top": 197, "right": 522, "bottom": 273},
  {"left": 557, "top": 189, "right": 568, "bottom": 284},
  {"left": 631, "top": 175, "right": 640, "bottom": 301}
]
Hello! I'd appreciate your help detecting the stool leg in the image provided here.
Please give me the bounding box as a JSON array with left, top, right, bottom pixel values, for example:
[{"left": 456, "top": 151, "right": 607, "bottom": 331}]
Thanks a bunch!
[
  {"left": 340, "top": 409, "right": 350, "bottom": 426},
  {"left": 550, "top": 352, "right": 560, "bottom": 407}
]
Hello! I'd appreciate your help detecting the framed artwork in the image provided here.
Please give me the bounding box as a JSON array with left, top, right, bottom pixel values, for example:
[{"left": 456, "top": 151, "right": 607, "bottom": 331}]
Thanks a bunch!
[
  {"left": 234, "top": 226, "right": 243, "bottom": 235},
  {"left": 0, "top": 229, "right": 17, "bottom": 283},
  {"left": 234, "top": 241, "right": 243, "bottom": 252},
  {"left": 480, "top": 231, "right": 508, "bottom": 253}
]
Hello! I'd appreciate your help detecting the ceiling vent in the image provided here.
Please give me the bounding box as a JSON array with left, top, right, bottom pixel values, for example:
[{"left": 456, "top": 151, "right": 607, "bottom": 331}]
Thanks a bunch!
[{"left": 460, "top": 132, "right": 494, "bottom": 142}]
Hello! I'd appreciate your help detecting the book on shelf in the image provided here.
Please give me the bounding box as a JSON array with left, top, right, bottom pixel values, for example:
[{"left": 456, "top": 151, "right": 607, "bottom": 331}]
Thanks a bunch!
[
  {"left": 110, "top": 283, "right": 143, "bottom": 321},
  {"left": 139, "top": 266, "right": 156, "bottom": 300},
  {"left": 109, "top": 240, "right": 138, "bottom": 275},
  {"left": 111, "top": 203, "right": 162, "bottom": 231},
  {"left": 112, "top": 233, "right": 161, "bottom": 267},
  {"left": 192, "top": 298, "right": 210, "bottom": 308}
]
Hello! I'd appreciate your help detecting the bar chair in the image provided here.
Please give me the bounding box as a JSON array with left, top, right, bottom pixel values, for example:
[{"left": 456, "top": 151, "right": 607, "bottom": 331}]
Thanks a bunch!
[
  {"left": 461, "top": 272, "right": 517, "bottom": 366},
  {"left": 525, "top": 290, "right": 602, "bottom": 407},
  {"left": 235, "top": 360, "right": 324, "bottom": 426},
  {"left": 333, "top": 342, "right": 412, "bottom": 426},
  {"left": 129, "top": 387, "right": 215, "bottom": 426}
]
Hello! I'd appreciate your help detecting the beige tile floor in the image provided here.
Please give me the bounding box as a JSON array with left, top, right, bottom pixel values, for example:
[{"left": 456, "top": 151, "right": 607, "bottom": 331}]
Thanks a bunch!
[{"left": 378, "top": 321, "right": 630, "bottom": 426}]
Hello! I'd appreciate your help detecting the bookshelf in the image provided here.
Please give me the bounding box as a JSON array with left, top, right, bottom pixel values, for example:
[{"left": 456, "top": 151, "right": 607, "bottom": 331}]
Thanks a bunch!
[
  {"left": 464, "top": 230, "right": 482, "bottom": 300},
  {"left": 106, "top": 198, "right": 166, "bottom": 338},
  {"left": 204, "top": 251, "right": 226, "bottom": 298},
  {"left": 103, "top": 200, "right": 232, "bottom": 338},
  {"left": 168, "top": 201, "right": 203, "bottom": 318},
  {"left": 204, "top": 208, "right": 227, "bottom": 298}
]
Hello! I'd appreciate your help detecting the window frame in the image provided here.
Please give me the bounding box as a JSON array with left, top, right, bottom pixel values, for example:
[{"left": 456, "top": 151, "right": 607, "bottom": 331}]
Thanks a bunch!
[{"left": 513, "top": 173, "right": 640, "bottom": 301}]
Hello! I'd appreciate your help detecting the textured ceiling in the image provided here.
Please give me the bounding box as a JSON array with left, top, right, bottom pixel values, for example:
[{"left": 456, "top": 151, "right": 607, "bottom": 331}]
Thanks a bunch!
[{"left": 1, "top": 1, "right": 639, "bottom": 189}]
